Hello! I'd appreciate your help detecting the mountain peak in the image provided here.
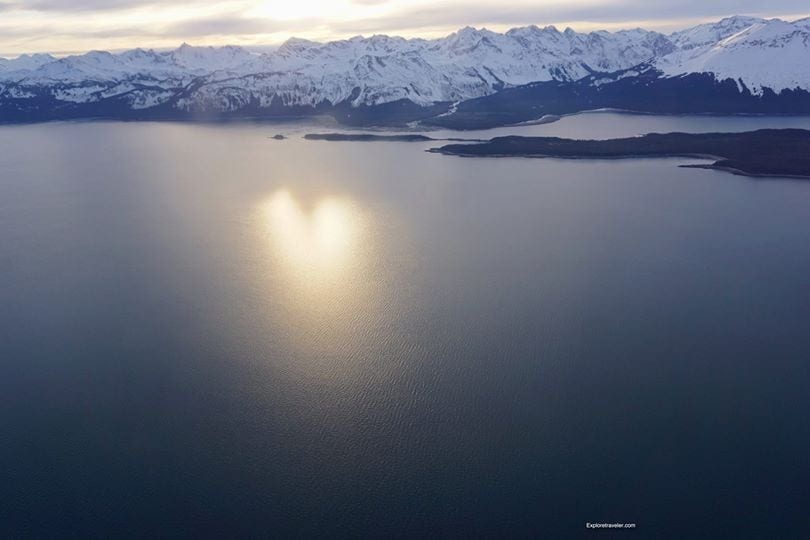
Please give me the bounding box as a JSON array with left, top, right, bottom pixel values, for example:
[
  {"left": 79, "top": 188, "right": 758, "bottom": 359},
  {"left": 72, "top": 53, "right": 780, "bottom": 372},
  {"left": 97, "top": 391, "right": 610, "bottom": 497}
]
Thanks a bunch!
[
  {"left": 669, "top": 14, "right": 767, "bottom": 50},
  {"left": 660, "top": 16, "right": 810, "bottom": 95},
  {"left": 717, "top": 15, "right": 767, "bottom": 25},
  {"left": 282, "top": 37, "right": 317, "bottom": 46}
]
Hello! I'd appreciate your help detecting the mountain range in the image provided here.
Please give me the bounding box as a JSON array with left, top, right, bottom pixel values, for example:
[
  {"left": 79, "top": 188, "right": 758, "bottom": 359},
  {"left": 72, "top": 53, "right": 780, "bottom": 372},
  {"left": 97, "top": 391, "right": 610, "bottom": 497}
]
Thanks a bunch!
[{"left": 1, "top": 15, "right": 809, "bottom": 128}]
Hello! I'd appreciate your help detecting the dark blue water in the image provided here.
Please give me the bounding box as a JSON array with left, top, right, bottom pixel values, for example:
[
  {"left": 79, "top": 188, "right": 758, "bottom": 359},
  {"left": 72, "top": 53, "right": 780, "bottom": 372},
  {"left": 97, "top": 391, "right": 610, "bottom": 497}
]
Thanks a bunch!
[{"left": 1, "top": 118, "right": 809, "bottom": 538}]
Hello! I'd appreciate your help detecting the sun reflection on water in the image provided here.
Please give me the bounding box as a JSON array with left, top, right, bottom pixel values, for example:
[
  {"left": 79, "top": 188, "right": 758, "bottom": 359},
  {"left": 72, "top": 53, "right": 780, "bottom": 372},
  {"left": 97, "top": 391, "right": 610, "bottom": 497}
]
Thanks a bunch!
[
  {"left": 252, "top": 188, "right": 393, "bottom": 377},
  {"left": 258, "top": 189, "right": 371, "bottom": 314}
]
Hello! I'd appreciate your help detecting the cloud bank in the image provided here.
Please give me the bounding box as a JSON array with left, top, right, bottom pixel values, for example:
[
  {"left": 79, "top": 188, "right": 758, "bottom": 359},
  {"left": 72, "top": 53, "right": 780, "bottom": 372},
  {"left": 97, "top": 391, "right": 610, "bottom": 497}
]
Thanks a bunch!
[{"left": 0, "top": 0, "right": 808, "bottom": 56}]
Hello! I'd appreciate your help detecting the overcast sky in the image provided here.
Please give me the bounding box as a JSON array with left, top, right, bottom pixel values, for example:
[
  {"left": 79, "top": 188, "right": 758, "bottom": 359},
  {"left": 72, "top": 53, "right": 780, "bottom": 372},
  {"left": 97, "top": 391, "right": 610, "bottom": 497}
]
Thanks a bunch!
[{"left": 1, "top": 0, "right": 808, "bottom": 57}]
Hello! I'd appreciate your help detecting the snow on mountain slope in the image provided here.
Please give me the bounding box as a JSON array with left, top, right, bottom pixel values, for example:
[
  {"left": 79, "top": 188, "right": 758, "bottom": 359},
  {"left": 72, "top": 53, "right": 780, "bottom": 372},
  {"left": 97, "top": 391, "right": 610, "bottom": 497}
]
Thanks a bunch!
[
  {"left": 0, "top": 53, "right": 56, "bottom": 75},
  {"left": 659, "top": 18, "right": 810, "bottom": 94},
  {"left": 182, "top": 25, "right": 677, "bottom": 110},
  {"left": 0, "top": 26, "right": 673, "bottom": 110},
  {"left": 669, "top": 16, "right": 766, "bottom": 50},
  {"left": 168, "top": 44, "right": 258, "bottom": 73},
  {"left": 0, "top": 16, "right": 808, "bottom": 118}
]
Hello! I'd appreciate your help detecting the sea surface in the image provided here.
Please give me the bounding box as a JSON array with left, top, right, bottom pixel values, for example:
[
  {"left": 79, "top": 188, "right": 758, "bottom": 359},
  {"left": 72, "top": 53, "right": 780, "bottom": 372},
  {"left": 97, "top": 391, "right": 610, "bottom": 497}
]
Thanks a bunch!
[{"left": 1, "top": 112, "right": 809, "bottom": 538}]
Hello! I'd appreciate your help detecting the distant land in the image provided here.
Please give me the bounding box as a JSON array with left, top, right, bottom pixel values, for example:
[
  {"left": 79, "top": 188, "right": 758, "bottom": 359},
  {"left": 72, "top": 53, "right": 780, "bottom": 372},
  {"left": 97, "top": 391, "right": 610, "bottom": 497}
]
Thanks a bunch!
[
  {"left": 303, "top": 133, "right": 485, "bottom": 143},
  {"left": 2, "top": 16, "right": 810, "bottom": 128},
  {"left": 428, "top": 129, "right": 810, "bottom": 178},
  {"left": 305, "top": 133, "right": 435, "bottom": 142},
  {"left": 424, "top": 69, "right": 810, "bottom": 130}
]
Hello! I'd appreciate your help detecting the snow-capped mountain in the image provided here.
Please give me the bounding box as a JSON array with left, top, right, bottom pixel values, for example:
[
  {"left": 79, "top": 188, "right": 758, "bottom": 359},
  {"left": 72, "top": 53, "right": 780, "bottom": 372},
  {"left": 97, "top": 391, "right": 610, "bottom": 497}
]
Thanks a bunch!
[
  {"left": 659, "top": 18, "right": 810, "bottom": 95},
  {"left": 0, "top": 15, "right": 808, "bottom": 126},
  {"left": 180, "top": 25, "right": 679, "bottom": 111},
  {"left": 0, "top": 53, "right": 55, "bottom": 73},
  {"left": 0, "top": 25, "right": 675, "bottom": 107},
  {"left": 668, "top": 15, "right": 767, "bottom": 50}
]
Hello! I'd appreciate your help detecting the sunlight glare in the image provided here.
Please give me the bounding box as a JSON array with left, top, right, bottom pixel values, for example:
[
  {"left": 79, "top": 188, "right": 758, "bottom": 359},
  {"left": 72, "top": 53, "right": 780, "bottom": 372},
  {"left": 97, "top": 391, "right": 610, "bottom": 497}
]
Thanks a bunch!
[{"left": 261, "top": 189, "right": 365, "bottom": 294}]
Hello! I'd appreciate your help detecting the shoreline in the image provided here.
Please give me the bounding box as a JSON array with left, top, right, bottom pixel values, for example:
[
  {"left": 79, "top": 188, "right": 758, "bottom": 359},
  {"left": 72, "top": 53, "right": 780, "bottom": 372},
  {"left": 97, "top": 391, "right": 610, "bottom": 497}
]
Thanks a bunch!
[
  {"left": 425, "top": 149, "right": 810, "bottom": 180},
  {"left": 4, "top": 109, "right": 810, "bottom": 131},
  {"left": 680, "top": 163, "right": 810, "bottom": 180},
  {"left": 425, "top": 130, "right": 810, "bottom": 180}
]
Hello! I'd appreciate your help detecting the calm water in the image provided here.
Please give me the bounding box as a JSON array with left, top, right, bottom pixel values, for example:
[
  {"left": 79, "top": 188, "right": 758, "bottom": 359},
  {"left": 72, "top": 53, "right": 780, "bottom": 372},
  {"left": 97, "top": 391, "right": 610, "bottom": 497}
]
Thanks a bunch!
[{"left": 1, "top": 114, "right": 809, "bottom": 538}]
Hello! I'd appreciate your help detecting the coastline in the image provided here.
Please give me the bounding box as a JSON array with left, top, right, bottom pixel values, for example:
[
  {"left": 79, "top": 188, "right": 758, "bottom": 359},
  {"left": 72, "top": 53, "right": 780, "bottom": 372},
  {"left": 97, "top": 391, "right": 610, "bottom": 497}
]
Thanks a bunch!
[
  {"left": 680, "top": 163, "right": 810, "bottom": 180},
  {"left": 424, "top": 130, "right": 810, "bottom": 180},
  {"left": 425, "top": 148, "right": 810, "bottom": 179}
]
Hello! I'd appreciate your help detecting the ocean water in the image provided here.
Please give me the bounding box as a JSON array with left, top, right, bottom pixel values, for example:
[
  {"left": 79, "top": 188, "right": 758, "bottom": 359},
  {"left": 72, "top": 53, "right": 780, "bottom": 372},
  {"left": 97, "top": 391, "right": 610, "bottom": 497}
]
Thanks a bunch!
[{"left": 1, "top": 114, "right": 809, "bottom": 538}]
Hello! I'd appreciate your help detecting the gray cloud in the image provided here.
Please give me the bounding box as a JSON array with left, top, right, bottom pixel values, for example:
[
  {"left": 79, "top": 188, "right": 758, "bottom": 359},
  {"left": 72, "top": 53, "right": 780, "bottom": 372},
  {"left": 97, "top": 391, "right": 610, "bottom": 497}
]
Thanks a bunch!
[
  {"left": 4, "top": 0, "right": 809, "bottom": 22},
  {"left": 330, "top": 0, "right": 810, "bottom": 35},
  {"left": 8, "top": 0, "right": 214, "bottom": 12},
  {"left": 27, "top": 0, "right": 156, "bottom": 10},
  {"left": 2, "top": 0, "right": 809, "bottom": 57},
  {"left": 0, "top": 17, "right": 298, "bottom": 43},
  {"left": 330, "top": 4, "right": 610, "bottom": 34},
  {"left": 166, "top": 16, "right": 284, "bottom": 37},
  {"left": 605, "top": 0, "right": 809, "bottom": 22}
]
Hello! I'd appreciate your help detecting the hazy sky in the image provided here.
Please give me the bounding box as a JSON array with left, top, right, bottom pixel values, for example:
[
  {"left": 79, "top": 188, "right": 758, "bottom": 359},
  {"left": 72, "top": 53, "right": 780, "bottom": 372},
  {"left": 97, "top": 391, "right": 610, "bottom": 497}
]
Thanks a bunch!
[{"left": 1, "top": 0, "right": 808, "bottom": 57}]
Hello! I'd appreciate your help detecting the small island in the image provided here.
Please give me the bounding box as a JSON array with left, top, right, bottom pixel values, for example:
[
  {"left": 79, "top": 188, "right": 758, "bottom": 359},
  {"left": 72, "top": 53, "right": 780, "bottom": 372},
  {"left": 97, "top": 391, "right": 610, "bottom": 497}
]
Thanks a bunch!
[
  {"left": 430, "top": 129, "right": 810, "bottom": 178},
  {"left": 305, "top": 133, "right": 435, "bottom": 142}
]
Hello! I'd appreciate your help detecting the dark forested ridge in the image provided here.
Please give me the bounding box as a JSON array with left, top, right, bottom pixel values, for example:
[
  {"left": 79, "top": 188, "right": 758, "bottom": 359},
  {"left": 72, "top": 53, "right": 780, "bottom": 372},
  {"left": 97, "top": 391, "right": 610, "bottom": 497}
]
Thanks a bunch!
[
  {"left": 430, "top": 129, "right": 810, "bottom": 178},
  {"left": 426, "top": 68, "right": 810, "bottom": 130}
]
